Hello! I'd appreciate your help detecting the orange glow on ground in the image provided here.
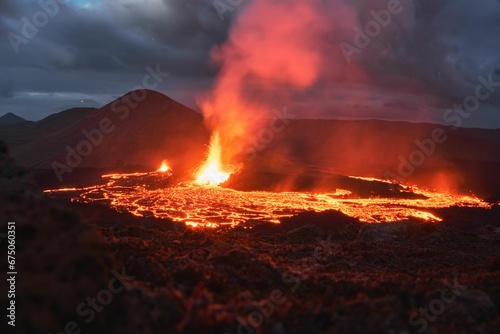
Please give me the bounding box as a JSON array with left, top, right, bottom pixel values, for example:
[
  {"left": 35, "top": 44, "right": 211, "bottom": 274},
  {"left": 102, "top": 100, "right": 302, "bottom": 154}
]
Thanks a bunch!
[
  {"left": 46, "top": 173, "right": 492, "bottom": 228},
  {"left": 195, "top": 132, "right": 233, "bottom": 186}
]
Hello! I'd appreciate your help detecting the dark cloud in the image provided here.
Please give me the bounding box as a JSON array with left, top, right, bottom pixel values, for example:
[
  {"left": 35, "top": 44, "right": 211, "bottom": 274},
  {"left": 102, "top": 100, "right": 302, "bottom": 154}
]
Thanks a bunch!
[
  {"left": 342, "top": 0, "right": 500, "bottom": 102},
  {"left": 0, "top": 1, "right": 224, "bottom": 75},
  {"left": 0, "top": 82, "right": 14, "bottom": 98},
  {"left": 0, "top": 0, "right": 228, "bottom": 119},
  {"left": 0, "top": 0, "right": 22, "bottom": 17},
  {"left": 0, "top": 0, "right": 498, "bottom": 127}
]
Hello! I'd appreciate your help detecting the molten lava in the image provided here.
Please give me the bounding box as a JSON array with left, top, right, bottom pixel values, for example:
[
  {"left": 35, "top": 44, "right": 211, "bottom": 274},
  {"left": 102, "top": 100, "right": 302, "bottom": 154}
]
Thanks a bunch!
[
  {"left": 195, "top": 132, "right": 233, "bottom": 186},
  {"left": 45, "top": 168, "right": 492, "bottom": 228},
  {"left": 43, "top": 147, "right": 494, "bottom": 228},
  {"left": 157, "top": 160, "right": 171, "bottom": 173}
]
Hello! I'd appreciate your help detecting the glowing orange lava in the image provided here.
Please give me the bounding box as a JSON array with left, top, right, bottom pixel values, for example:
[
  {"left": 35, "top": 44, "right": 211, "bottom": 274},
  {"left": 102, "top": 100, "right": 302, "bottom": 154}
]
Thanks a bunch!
[
  {"left": 43, "top": 157, "right": 494, "bottom": 228},
  {"left": 195, "top": 132, "right": 233, "bottom": 186},
  {"left": 45, "top": 171, "right": 493, "bottom": 228},
  {"left": 157, "top": 160, "right": 171, "bottom": 173}
]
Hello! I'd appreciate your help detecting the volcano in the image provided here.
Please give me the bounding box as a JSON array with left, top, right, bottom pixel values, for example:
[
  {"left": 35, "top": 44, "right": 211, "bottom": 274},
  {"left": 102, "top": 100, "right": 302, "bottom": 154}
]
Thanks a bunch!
[
  {"left": 2, "top": 91, "right": 500, "bottom": 334},
  {"left": 0, "top": 91, "right": 500, "bottom": 334},
  {"left": 4, "top": 90, "right": 499, "bottom": 197},
  {"left": 2, "top": 131, "right": 500, "bottom": 333},
  {"left": 3, "top": 0, "right": 500, "bottom": 332},
  {"left": 7, "top": 90, "right": 490, "bottom": 229}
]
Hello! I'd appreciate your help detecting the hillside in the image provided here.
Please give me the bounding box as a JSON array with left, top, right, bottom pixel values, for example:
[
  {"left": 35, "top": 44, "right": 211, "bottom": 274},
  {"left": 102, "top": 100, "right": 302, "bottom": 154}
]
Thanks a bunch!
[
  {"left": 2, "top": 91, "right": 500, "bottom": 196},
  {"left": 0, "top": 107, "right": 97, "bottom": 148},
  {"left": 6, "top": 90, "right": 210, "bottom": 177},
  {"left": 242, "top": 119, "right": 500, "bottom": 196}
]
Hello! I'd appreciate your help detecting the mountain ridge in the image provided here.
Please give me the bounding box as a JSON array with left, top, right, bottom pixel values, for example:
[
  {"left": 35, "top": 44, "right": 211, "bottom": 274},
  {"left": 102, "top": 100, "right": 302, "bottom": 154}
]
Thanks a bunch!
[
  {"left": 0, "top": 112, "right": 28, "bottom": 124},
  {"left": 1, "top": 89, "right": 500, "bottom": 195},
  {"left": 6, "top": 90, "right": 210, "bottom": 179}
]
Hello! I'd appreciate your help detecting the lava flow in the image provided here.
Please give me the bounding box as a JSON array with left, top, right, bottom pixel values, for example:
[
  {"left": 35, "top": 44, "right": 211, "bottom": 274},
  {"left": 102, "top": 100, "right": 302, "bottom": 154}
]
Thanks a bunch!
[{"left": 45, "top": 161, "right": 492, "bottom": 228}]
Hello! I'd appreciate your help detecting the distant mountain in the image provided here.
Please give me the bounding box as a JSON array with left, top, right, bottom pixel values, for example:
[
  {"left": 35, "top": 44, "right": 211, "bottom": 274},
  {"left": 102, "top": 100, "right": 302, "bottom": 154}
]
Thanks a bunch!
[
  {"left": 0, "top": 112, "right": 28, "bottom": 124},
  {"left": 36, "top": 107, "right": 99, "bottom": 133},
  {"left": 0, "top": 107, "right": 97, "bottom": 148},
  {"left": 2, "top": 90, "right": 500, "bottom": 196},
  {"left": 6, "top": 90, "right": 210, "bottom": 178}
]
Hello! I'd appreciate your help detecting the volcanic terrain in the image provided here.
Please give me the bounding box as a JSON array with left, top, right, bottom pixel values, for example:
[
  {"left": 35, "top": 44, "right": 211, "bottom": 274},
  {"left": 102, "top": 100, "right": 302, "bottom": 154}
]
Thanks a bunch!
[{"left": 1, "top": 91, "right": 500, "bottom": 333}]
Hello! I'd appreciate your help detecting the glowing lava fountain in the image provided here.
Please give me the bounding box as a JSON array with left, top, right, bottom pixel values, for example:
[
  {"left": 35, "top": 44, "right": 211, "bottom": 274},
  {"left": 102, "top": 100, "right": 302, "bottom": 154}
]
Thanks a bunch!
[
  {"left": 157, "top": 160, "right": 171, "bottom": 173},
  {"left": 195, "top": 131, "right": 234, "bottom": 186}
]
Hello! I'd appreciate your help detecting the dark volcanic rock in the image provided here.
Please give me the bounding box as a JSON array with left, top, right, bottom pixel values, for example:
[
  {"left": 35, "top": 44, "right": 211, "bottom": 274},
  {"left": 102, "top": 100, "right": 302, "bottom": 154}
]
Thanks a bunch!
[
  {"left": 0, "top": 142, "right": 117, "bottom": 333},
  {"left": 224, "top": 169, "right": 427, "bottom": 199}
]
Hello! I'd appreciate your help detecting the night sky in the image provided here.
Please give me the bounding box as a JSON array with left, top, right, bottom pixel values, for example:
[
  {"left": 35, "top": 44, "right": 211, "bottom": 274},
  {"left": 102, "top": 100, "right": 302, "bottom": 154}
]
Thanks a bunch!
[{"left": 0, "top": 0, "right": 499, "bottom": 128}]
